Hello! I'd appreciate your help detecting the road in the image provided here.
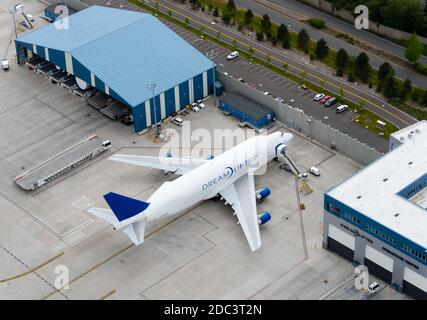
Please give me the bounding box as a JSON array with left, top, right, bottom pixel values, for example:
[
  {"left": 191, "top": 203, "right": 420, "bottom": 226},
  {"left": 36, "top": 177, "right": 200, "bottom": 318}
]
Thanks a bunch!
[
  {"left": 235, "top": 0, "right": 427, "bottom": 89},
  {"left": 269, "top": 0, "right": 427, "bottom": 64},
  {"left": 81, "top": 0, "right": 389, "bottom": 151},
  {"left": 138, "top": 0, "right": 417, "bottom": 130}
]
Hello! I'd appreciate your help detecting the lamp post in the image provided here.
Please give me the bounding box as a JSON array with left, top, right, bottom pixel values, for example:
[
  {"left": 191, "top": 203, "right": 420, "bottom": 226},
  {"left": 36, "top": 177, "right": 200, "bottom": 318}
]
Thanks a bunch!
[
  {"left": 206, "top": 49, "right": 217, "bottom": 107},
  {"left": 147, "top": 81, "right": 159, "bottom": 138}
]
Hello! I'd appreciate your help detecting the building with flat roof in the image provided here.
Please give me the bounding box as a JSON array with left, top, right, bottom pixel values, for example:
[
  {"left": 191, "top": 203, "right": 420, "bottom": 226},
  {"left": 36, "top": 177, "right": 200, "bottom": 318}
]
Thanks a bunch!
[
  {"left": 323, "top": 120, "right": 427, "bottom": 300},
  {"left": 15, "top": 5, "right": 215, "bottom": 132},
  {"left": 218, "top": 93, "right": 275, "bottom": 129}
]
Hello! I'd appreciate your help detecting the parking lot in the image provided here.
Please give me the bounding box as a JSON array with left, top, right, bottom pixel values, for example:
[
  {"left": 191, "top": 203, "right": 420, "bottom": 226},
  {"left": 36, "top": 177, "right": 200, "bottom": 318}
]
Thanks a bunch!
[
  {"left": 0, "top": 0, "right": 406, "bottom": 300},
  {"left": 163, "top": 22, "right": 388, "bottom": 153}
]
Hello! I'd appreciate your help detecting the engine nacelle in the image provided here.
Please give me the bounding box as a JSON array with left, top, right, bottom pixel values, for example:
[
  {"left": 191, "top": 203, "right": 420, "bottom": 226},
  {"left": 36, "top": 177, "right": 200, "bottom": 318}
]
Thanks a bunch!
[
  {"left": 257, "top": 212, "right": 271, "bottom": 225},
  {"left": 256, "top": 187, "right": 271, "bottom": 201}
]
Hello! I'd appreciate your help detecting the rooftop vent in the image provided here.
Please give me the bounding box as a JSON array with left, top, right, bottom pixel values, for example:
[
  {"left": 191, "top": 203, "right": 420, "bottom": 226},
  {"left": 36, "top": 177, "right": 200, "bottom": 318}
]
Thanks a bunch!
[
  {"left": 415, "top": 128, "right": 420, "bottom": 133},
  {"left": 409, "top": 161, "right": 413, "bottom": 165},
  {"left": 394, "top": 213, "right": 400, "bottom": 217},
  {"left": 400, "top": 136, "right": 405, "bottom": 141},
  {"left": 383, "top": 178, "right": 388, "bottom": 182},
  {"left": 357, "top": 195, "right": 362, "bottom": 199}
]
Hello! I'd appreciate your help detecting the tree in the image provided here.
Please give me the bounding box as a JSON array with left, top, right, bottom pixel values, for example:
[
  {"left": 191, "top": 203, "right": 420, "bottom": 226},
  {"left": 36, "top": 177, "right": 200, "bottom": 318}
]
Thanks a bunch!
[
  {"left": 244, "top": 9, "right": 254, "bottom": 25},
  {"left": 213, "top": 7, "right": 219, "bottom": 17},
  {"left": 383, "top": 76, "right": 397, "bottom": 98},
  {"left": 297, "top": 28, "right": 310, "bottom": 51},
  {"left": 412, "top": 89, "right": 420, "bottom": 103},
  {"left": 277, "top": 24, "right": 289, "bottom": 42},
  {"left": 189, "top": 0, "right": 198, "bottom": 9},
  {"left": 226, "top": 0, "right": 236, "bottom": 13},
  {"left": 335, "top": 48, "right": 348, "bottom": 70},
  {"left": 261, "top": 14, "right": 272, "bottom": 34},
  {"left": 354, "top": 52, "right": 371, "bottom": 83},
  {"left": 256, "top": 31, "right": 264, "bottom": 41},
  {"left": 405, "top": 33, "right": 424, "bottom": 64},
  {"left": 282, "top": 35, "right": 290, "bottom": 49},
  {"left": 315, "top": 38, "right": 328, "bottom": 59},
  {"left": 378, "top": 62, "right": 394, "bottom": 82},
  {"left": 400, "top": 78, "right": 412, "bottom": 101},
  {"left": 222, "top": 9, "right": 233, "bottom": 25}
]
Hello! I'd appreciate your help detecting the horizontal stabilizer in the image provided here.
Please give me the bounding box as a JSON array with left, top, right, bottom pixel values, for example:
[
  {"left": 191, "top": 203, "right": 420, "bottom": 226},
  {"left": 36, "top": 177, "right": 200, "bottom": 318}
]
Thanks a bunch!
[
  {"left": 87, "top": 208, "right": 146, "bottom": 245},
  {"left": 103, "top": 192, "right": 150, "bottom": 222}
]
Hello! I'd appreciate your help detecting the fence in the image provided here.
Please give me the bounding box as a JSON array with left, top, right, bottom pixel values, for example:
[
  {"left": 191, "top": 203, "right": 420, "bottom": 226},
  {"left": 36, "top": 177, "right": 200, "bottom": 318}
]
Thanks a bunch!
[{"left": 217, "top": 72, "right": 383, "bottom": 166}]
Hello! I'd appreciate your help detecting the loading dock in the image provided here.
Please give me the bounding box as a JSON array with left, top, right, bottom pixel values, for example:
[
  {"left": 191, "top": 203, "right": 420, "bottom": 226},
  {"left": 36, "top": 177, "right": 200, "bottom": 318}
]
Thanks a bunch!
[
  {"left": 100, "top": 101, "right": 130, "bottom": 120},
  {"left": 86, "top": 91, "right": 114, "bottom": 110}
]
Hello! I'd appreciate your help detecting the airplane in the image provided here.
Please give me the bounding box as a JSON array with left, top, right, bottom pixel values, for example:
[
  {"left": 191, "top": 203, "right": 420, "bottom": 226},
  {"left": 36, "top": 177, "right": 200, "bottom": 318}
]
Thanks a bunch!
[{"left": 88, "top": 131, "right": 293, "bottom": 252}]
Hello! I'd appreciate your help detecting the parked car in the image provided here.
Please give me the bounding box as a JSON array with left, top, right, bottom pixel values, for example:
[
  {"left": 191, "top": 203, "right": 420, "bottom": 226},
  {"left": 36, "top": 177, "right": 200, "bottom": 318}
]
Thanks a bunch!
[
  {"left": 171, "top": 117, "right": 183, "bottom": 127},
  {"left": 248, "top": 83, "right": 256, "bottom": 89},
  {"left": 313, "top": 93, "right": 325, "bottom": 101},
  {"left": 336, "top": 104, "right": 349, "bottom": 113},
  {"left": 1, "top": 59, "right": 9, "bottom": 71},
  {"left": 275, "top": 97, "right": 284, "bottom": 103},
  {"left": 196, "top": 100, "right": 206, "bottom": 109},
  {"left": 263, "top": 91, "right": 271, "bottom": 96},
  {"left": 320, "top": 95, "right": 331, "bottom": 104},
  {"left": 26, "top": 14, "right": 35, "bottom": 22},
  {"left": 309, "top": 166, "right": 321, "bottom": 176},
  {"left": 190, "top": 103, "right": 200, "bottom": 112},
  {"left": 324, "top": 97, "right": 337, "bottom": 107},
  {"left": 237, "top": 78, "right": 245, "bottom": 83},
  {"left": 226, "top": 51, "right": 239, "bottom": 60},
  {"left": 368, "top": 282, "right": 380, "bottom": 293}
]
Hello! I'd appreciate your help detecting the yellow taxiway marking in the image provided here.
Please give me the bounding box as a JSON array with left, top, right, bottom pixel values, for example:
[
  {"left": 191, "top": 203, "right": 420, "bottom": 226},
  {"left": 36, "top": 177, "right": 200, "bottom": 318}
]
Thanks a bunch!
[{"left": 0, "top": 252, "right": 64, "bottom": 284}]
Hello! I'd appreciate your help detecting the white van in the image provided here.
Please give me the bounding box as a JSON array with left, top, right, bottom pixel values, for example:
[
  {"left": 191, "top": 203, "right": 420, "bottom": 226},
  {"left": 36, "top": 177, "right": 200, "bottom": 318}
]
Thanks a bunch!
[
  {"left": 309, "top": 166, "right": 320, "bottom": 176},
  {"left": 1, "top": 59, "right": 9, "bottom": 71},
  {"left": 336, "top": 104, "right": 349, "bottom": 113},
  {"left": 172, "top": 117, "right": 183, "bottom": 127}
]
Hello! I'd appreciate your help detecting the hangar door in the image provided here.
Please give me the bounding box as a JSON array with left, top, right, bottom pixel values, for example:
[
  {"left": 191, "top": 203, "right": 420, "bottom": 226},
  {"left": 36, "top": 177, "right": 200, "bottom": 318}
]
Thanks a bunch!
[
  {"left": 402, "top": 267, "right": 427, "bottom": 300},
  {"left": 327, "top": 224, "right": 355, "bottom": 262},
  {"left": 364, "top": 245, "right": 393, "bottom": 284}
]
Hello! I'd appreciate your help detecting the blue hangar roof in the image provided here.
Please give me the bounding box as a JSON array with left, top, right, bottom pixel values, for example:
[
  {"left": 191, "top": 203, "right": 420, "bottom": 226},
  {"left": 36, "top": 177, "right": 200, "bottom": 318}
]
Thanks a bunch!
[{"left": 16, "top": 5, "right": 214, "bottom": 107}]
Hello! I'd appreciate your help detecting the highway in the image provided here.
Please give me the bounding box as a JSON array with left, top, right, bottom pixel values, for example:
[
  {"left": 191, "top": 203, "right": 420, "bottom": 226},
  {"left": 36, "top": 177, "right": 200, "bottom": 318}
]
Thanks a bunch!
[
  {"left": 267, "top": 0, "right": 427, "bottom": 65},
  {"left": 234, "top": 0, "right": 427, "bottom": 89},
  {"left": 136, "top": 0, "right": 417, "bottom": 130}
]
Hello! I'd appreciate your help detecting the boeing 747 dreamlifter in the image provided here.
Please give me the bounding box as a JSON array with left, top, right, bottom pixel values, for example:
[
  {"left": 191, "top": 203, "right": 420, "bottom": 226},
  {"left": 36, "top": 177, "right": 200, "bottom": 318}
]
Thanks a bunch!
[{"left": 88, "top": 131, "right": 293, "bottom": 251}]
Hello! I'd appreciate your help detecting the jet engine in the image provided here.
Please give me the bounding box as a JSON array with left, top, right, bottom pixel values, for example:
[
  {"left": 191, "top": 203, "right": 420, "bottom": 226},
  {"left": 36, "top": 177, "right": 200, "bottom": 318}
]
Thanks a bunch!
[
  {"left": 257, "top": 212, "right": 271, "bottom": 225},
  {"left": 256, "top": 187, "right": 271, "bottom": 201}
]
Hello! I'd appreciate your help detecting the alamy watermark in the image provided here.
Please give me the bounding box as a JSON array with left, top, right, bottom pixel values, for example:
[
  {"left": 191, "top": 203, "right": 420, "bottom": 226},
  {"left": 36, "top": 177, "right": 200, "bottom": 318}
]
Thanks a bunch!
[
  {"left": 354, "top": 5, "right": 369, "bottom": 30},
  {"left": 54, "top": 265, "right": 69, "bottom": 290}
]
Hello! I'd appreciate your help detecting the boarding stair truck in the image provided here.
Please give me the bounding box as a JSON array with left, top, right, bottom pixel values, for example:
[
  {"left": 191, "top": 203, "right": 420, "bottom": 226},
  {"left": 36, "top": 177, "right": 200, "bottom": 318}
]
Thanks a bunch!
[{"left": 277, "top": 147, "right": 308, "bottom": 181}]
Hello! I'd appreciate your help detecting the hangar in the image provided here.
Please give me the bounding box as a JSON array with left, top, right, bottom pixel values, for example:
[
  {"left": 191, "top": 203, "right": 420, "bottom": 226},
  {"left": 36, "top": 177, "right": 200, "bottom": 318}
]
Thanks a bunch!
[
  {"left": 15, "top": 5, "right": 216, "bottom": 132},
  {"left": 323, "top": 121, "right": 427, "bottom": 300}
]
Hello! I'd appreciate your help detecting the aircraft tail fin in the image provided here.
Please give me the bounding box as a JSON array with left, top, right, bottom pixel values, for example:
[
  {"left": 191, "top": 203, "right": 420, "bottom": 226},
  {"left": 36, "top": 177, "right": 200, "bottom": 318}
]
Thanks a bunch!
[
  {"left": 87, "top": 207, "right": 146, "bottom": 245},
  {"left": 103, "top": 192, "right": 150, "bottom": 222}
]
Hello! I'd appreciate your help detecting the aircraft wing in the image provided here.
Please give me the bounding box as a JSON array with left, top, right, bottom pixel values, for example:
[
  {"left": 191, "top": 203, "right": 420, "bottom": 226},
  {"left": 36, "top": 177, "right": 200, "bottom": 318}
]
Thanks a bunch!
[
  {"left": 219, "top": 171, "right": 262, "bottom": 251},
  {"left": 108, "top": 154, "right": 208, "bottom": 175}
]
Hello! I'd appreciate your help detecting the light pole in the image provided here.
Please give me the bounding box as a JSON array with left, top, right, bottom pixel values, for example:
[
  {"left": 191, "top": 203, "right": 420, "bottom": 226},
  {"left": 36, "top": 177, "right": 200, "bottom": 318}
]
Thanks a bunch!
[
  {"left": 147, "top": 81, "right": 160, "bottom": 138},
  {"left": 206, "top": 49, "right": 217, "bottom": 107}
]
